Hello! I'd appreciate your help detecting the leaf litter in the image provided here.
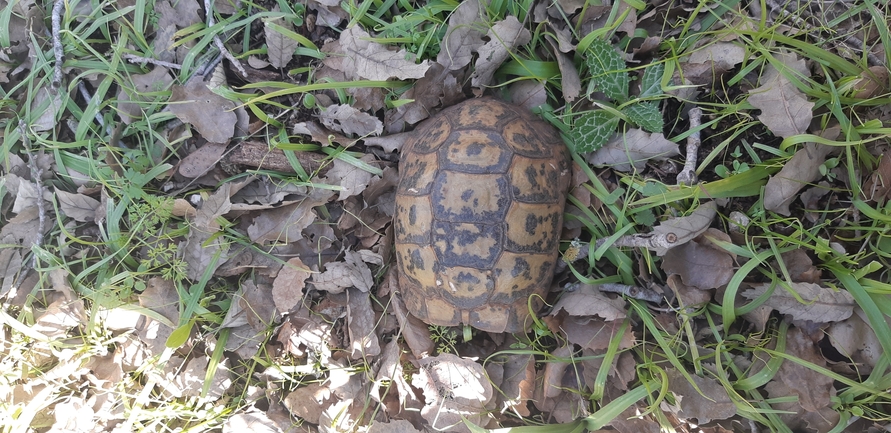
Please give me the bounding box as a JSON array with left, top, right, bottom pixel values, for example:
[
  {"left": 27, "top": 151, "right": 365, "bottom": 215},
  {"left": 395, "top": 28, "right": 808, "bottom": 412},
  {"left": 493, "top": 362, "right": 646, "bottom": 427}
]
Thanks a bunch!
[{"left": 2, "top": 0, "right": 891, "bottom": 432}]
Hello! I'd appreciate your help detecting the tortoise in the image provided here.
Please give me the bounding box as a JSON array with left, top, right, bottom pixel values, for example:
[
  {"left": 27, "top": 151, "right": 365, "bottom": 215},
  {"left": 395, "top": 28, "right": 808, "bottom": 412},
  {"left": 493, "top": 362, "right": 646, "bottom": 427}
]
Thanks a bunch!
[{"left": 394, "top": 98, "right": 571, "bottom": 333}]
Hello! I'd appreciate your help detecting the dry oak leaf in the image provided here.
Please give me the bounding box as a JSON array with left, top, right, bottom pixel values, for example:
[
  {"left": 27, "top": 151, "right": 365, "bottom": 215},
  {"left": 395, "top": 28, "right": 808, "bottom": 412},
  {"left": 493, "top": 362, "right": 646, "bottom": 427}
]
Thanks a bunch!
[
  {"left": 687, "top": 41, "right": 745, "bottom": 71},
  {"left": 763, "top": 143, "right": 833, "bottom": 216},
  {"left": 551, "top": 283, "right": 627, "bottom": 321},
  {"left": 323, "top": 155, "right": 376, "bottom": 200},
  {"left": 741, "top": 282, "right": 855, "bottom": 323},
  {"left": 310, "top": 249, "right": 376, "bottom": 293},
  {"left": 55, "top": 190, "right": 100, "bottom": 222},
  {"left": 472, "top": 16, "right": 530, "bottom": 88},
  {"left": 272, "top": 257, "right": 312, "bottom": 313},
  {"left": 221, "top": 413, "right": 281, "bottom": 433},
  {"left": 168, "top": 80, "right": 237, "bottom": 143},
  {"left": 264, "top": 15, "right": 297, "bottom": 68},
  {"left": 178, "top": 142, "right": 227, "bottom": 178},
  {"left": 589, "top": 129, "right": 679, "bottom": 172},
  {"left": 246, "top": 185, "right": 334, "bottom": 244},
  {"left": 325, "top": 26, "right": 430, "bottom": 81},
  {"left": 826, "top": 307, "right": 885, "bottom": 372},
  {"left": 283, "top": 382, "right": 332, "bottom": 425},
  {"left": 368, "top": 420, "right": 423, "bottom": 433},
  {"left": 863, "top": 152, "right": 891, "bottom": 203},
  {"left": 414, "top": 353, "right": 494, "bottom": 432},
  {"left": 318, "top": 104, "right": 384, "bottom": 137},
  {"left": 771, "top": 327, "right": 835, "bottom": 413},
  {"left": 436, "top": 0, "right": 485, "bottom": 71},
  {"left": 181, "top": 183, "right": 233, "bottom": 280},
  {"left": 346, "top": 287, "right": 381, "bottom": 359},
  {"left": 747, "top": 51, "right": 814, "bottom": 138},
  {"left": 663, "top": 367, "right": 736, "bottom": 424},
  {"left": 118, "top": 67, "right": 174, "bottom": 124},
  {"left": 652, "top": 201, "right": 718, "bottom": 255},
  {"left": 661, "top": 232, "right": 734, "bottom": 290}
]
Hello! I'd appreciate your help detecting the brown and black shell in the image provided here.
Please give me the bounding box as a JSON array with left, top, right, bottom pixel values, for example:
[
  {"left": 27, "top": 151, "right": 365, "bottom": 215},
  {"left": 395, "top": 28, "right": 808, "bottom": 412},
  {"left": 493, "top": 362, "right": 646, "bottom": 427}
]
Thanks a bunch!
[{"left": 394, "top": 98, "right": 571, "bottom": 333}]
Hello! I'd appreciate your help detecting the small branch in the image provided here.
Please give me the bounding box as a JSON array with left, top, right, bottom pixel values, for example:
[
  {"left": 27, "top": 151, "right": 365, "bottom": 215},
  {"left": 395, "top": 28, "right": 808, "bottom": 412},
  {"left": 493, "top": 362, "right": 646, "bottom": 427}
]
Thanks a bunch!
[
  {"left": 597, "top": 283, "right": 663, "bottom": 303},
  {"left": 205, "top": 0, "right": 247, "bottom": 77},
  {"left": 563, "top": 281, "right": 663, "bottom": 303},
  {"left": 51, "top": 0, "right": 65, "bottom": 91},
  {"left": 676, "top": 106, "right": 702, "bottom": 186},
  {"left": 564, "top": 232, "right": 679, "bottom": 263},
  {"left": 18, "top": 121, "right": 47, "bottom": 269},
  {"left": 123, "top": 54, "right": 183, "bottom": 69}
]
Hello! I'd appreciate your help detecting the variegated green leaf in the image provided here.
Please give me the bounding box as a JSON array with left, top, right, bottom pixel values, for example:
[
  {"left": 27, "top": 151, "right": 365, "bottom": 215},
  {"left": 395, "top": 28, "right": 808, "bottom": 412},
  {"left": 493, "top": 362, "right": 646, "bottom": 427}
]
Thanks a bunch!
[
  {"left": 639, "top": 62, "right": 664, "bottom": 98},
  {"left": 571, "top": 110, "right": 620, "bottom": 153},
  {"left": 585, "top": 39, "right": 629, "bottom": 102},
  {"left": 623, "top": 102, "right": 663, "bottom": 133}
]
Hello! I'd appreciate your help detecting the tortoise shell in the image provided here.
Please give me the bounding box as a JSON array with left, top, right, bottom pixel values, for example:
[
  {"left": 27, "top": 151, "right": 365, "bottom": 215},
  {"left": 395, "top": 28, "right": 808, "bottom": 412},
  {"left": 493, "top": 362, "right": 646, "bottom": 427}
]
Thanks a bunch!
[{"left": 394, "top": 98, "right": 571, "bottom": 333}]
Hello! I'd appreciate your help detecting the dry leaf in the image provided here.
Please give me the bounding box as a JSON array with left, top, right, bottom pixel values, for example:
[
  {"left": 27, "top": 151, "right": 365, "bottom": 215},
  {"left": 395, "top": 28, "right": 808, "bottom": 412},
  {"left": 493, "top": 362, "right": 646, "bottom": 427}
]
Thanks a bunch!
[
  {"left": 272, "top": 257, "right": 312, "bottom": 313},
  {"left": 246, "top": 193, "right": 329, "bottom": 244},
  {"left": 490, "top": 352, "right": 535, "bottom": 416},
  {"left": 687, "top": 42, "right": 745, "bottom": 70},
  {"left": 264, "top": 16, "right": 297, "bottom": 68},
  {"left": 346, "top": 287, "right": 381, "bottom": 359},
  {"left": 863, "top": 152, "right": 891, "bottom": 203},
  {"left": 55, "top": 190, "right": 99, "bottom": 222},
  {"left": 371, "top": 339, "right": 420, "bottom": 413},
  {"left": 472, "top": 16, "right": 530, "bottom": 88},
  {"left": 178, "top": 142, "right": 227, "bottom": 178},
  {"left": 661, "top": 233, "right": 734, "bottom": 290},
  {"left": 323, "top": 156, "right": 375, "bottom": 200},
  {"left": 29, "top": 88, "right": 65, "bottom": 132},
  {"left": 414, "top": 353, "right": 493, "bottom": 432},
  {"left": 663, "top": 367, "right": 736, "bottom": 423},
  {"left": 747, "top": 51, "right": 814, "bottom": 138},
  {"left": 436, "top": 0, "right": 485, "bottom": 71},
  {"left": 653, "top": 201, "right": 718, "bottom": 254},
  {"left": 765, "top": 327, "right": 835, "bottom": 427},
  {"left": 561, "top": 315, "right": 635, "bottom": 351},
  {"left": 168, "top": 80, "right": 237, "bottom": 143},
  {"left": 222, "top": 413, "right": 282, "bottom": 433},
  {"left": 117, "top": 67, "right": 175, "bottom": 124},
  {"left": 368, "top": 419, "right": 423, "bottom": 433},
  {"left": 311, "top": 250, "right": 375, "bottom": 293},
  {"left": 325, "top": 26, "right": 430, "bottom": 81},
  {"left": 764, "top": 143, "right": 833, "bottom": 215},
  {"left": 826, "top": 307, "right": 885, "bottom": 373},
  {"left": 551, "top": 284, "right": 627, "bottom": 321},
  {"left": 181, "top": 184, "right": 233, "bottom": 280},
  {"left": 588, "top": 129, "right": 679, "bottom": 172},
  {"left": 741, "top": 282, "right": 855, "bottom": 323},
  {"left": 283, "top": 382, "right": 332, "bottom": 424},
  {"left": 318, "top": 104, "right": 384, "bottom": 137}
]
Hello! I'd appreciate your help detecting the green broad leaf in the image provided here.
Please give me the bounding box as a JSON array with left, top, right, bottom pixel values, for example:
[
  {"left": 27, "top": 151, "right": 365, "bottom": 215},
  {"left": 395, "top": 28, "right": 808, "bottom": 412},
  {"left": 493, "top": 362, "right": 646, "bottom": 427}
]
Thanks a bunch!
[
  {"left": 166, "top": 320, "right": 194, "bottom": 348},
  {"left": 623, "top": 101, "right": 663, "bottom": 133},
  {"left": 639, "top": 62, "right": 664, "bottom": 98},
  {"left": 571, "top": 110, "right": 620, "bottom": 153},
  {"left": 585, "top": 39, "right": 629, "bottom": 102}
]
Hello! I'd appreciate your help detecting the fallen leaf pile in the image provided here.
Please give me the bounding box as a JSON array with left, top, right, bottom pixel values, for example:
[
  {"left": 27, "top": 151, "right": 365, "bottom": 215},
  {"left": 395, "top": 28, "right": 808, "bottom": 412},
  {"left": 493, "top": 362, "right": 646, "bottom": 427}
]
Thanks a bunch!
[{"left": 2, "top": 0, "right": 891, "bottom": 432}]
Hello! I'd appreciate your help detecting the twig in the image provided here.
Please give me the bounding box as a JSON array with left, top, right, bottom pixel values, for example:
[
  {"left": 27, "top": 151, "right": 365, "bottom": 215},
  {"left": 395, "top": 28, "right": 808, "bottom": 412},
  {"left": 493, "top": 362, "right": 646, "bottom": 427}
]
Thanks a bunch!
[
  {"left": 51, "top": 0, "right": 65, "bottom": 91},
  {"left": 563, "top": 232, "right": 679, "bottom": 263},
  {"left": 123, "top": 53, "right": 183, "bottom": 69},
  {"left": 18, "top": 122, "right": 47, "bottom": 269},
  {"left": 676, "top": 107, "right": 702, "bottom": 185},
  {"left": 564, "top": 281, "right": 663, "bottom": 303},
  {"left": 205, "top": 0, "right": 247, "bottom": 77}
]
